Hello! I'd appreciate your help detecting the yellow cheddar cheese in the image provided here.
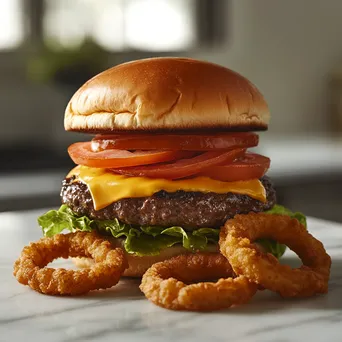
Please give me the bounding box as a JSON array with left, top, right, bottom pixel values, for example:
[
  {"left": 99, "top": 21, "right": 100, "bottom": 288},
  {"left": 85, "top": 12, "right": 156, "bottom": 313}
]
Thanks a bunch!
[{"left": 68, "top": 165, "right": 266, "bottom": 210}]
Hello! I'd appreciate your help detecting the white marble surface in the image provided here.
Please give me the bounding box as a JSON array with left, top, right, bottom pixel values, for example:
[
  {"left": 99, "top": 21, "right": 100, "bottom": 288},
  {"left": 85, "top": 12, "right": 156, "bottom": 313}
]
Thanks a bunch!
[{"left": 1, "top": 209, "right": 342, "bottom": 342}]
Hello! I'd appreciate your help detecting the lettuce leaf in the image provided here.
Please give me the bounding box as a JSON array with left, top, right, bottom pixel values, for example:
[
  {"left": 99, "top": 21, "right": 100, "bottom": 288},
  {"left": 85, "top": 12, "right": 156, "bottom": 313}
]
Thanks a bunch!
[
  {"left": 257, "top": 205, "right": 307, "bottom": 258},
  {"left": 255, "top": 238, "right": 287, "bottom": 259},
  {"left": 38, "top": 204, "right": 306, "bottom": 258},
  {"left": 265, "top": 204, "right": 307, "bottom": 227},
  {"left": 38, "top": 205, "right": 219, "bottom": 256},
  {"left": 38, "top": 205, "right": 94, "bottom": 236}
]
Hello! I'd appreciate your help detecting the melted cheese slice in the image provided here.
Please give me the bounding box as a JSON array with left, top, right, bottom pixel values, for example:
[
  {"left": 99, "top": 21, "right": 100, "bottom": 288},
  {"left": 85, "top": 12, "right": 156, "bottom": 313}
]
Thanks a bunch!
[{"left": 68, "top": 165, "right": 267, "bottom": 210}]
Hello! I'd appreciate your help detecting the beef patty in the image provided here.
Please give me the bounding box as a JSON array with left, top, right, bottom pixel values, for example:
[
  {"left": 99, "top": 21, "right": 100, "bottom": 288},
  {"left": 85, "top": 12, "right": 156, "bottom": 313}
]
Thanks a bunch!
[{"left": 61, "top": 176, "right": 276, "bottom": 230}]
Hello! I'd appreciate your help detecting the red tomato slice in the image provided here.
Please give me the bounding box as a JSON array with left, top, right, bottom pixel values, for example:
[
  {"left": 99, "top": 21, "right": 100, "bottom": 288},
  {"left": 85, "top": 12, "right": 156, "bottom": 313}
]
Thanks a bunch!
[
  {"left": 68, "top": 142, "right": 195, "bottom": 168},
  {"left": 91, "top": 132, "right": 258, "bottom": 151},
  {"left": 198, "top": 153, "right": 270, "bottom": 182},
  {"left": 111, "top": 149, "right": 246, "bottom": 179}
]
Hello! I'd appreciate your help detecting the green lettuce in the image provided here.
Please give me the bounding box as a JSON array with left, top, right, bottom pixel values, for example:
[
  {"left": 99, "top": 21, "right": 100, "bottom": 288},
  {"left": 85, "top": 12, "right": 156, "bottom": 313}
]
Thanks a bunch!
[
  {"left": 38, "top": 205, "right": 94, "bottom": 236},
  {"left": 265, "top": 204, "right": 307, "bottom": 227},
  {"left": 38, "top": 205, "right": 219, "bottom": 256},
  {"left": 38, "top": 204, "right": 306, "bottom": 258},
  {"left": 256, "top": 205, "right": 307, "bottom": 258}
]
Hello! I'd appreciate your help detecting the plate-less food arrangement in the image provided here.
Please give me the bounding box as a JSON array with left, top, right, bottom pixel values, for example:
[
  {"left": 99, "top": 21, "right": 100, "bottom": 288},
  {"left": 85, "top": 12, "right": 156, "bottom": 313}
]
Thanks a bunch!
[{"left": 14, "top": 58, "right": 331, "bottom": 311}]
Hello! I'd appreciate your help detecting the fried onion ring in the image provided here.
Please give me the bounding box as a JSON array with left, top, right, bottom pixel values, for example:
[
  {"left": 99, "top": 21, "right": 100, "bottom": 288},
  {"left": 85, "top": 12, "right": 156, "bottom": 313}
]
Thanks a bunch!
[
  {"left": 140, "top": 253, "right": 257, "bottom": 311},
  {"left": 219, "top": 213, "right": 331, "bottom": 298},
  {"left": 13, "top": 232, "right": 127, "bottom": 295}
]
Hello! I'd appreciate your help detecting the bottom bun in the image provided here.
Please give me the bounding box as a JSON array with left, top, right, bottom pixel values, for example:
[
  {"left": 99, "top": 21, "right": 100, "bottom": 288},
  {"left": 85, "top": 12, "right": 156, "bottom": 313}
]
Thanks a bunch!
[{"left": 73, "top": 238, "right": 219, "bottom": 277}]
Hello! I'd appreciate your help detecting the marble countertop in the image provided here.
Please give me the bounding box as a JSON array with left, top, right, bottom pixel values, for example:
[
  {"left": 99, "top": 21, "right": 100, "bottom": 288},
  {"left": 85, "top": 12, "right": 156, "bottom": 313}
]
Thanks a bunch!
[{"left": 1, "top": 209, "right": 342, "bottom": 342}]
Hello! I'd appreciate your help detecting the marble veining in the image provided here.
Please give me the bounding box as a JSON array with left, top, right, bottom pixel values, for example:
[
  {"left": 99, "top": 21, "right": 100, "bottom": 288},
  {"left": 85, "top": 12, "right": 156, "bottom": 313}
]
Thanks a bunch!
[{"left": 0, "top": 210, "right": 341, "bottom": 342}]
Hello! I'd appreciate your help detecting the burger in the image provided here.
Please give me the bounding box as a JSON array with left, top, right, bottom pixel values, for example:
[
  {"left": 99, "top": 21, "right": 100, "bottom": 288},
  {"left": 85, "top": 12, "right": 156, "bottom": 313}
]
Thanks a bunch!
[{"left": 38, "top": 57, "right": 306, "bottom": 277}]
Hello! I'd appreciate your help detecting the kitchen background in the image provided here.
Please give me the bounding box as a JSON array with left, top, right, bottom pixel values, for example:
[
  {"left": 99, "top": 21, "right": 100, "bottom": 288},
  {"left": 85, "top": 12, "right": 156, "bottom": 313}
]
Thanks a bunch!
[{"left": 1, "top": 0, "right": 341, "bottom": 222}]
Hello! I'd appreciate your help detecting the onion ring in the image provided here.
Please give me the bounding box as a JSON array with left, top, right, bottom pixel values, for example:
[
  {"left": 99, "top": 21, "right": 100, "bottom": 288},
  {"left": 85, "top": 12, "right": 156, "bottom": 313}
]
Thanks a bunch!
[
  {"left": 140, "top": 253, "right": 257, "bottom": 311},
  {"left": 219, "top": 213, "right": 331, "bottom": 298},
  {"left": 13, "top": 232, "right": 127, "bottom": 295}
]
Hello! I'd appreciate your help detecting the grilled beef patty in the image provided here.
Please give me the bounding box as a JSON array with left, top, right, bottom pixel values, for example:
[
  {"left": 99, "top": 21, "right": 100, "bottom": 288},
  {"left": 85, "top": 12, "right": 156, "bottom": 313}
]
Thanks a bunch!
[{"left": 61, "top": 176, "right": 276, "bottom": 230}]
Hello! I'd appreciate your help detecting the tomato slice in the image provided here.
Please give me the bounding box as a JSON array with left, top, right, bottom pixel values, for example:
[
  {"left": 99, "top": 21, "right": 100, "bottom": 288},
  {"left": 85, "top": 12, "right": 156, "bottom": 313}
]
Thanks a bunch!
[
  {"left": 111, "top": 149, "right": 246, "bottom": 179},
  {"left": 198, "top": 153, "right": 270, "bottom": 182},
  {"left": 91, "top": 132, "right": 258, "bottom": 151},
  {"left": 68, "top": 142, "right": 195, "bottom": 168}
]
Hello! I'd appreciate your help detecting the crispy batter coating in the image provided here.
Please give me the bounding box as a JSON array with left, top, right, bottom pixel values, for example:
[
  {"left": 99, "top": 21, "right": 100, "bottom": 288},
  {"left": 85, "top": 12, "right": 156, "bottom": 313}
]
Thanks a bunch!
[
  {"left": 140, "top": 253, "right": 257, "bottom": 311},
  {"left": 220, "top": 213, "right": 331, "bottom": 298},
  {"left": 13, "top": 232, "right": 127, "bottom": 295}
]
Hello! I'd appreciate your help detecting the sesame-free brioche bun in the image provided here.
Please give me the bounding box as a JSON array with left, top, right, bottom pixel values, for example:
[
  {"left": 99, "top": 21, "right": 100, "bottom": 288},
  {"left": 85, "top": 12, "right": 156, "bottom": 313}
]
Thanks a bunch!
[
  {"left": 64, "top": 57, "right": 269, "bottom": 133},
  {"left": 72, "top": 238, "right": 218, "bottom": 278}
]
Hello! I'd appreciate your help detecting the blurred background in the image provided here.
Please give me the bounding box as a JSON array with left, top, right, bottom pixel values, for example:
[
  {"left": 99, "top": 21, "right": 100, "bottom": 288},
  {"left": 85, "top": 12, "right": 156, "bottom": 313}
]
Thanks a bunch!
[{"left": 0, "top": 0, "right": 341, "bottom": 222}]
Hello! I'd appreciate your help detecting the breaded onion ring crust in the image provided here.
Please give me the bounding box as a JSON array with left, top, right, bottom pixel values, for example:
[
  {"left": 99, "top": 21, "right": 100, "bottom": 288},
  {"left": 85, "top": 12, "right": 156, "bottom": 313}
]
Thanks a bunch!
[
  {"left": 13, "top": 232, "right": 127, "bottom": 295},
  {"left": 220, "top": 213, "right": 331, "bottom": 298},
  {"left": 140, "top": 253, "right": 257, "bottom": 311}
]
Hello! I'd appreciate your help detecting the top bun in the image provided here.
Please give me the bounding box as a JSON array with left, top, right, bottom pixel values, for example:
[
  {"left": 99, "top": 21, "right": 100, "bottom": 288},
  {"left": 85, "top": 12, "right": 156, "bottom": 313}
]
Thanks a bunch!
[{"left": 65, "top": 57, "right": 269, "bottom": 133}]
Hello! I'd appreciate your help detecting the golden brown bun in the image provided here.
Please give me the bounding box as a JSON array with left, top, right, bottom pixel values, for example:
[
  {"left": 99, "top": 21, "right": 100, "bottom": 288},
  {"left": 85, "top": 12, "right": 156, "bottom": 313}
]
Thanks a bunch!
[
  {"left": 73, "top": 238, "right": 218, "bottom": 277},
  {"left": 65, "top": 57, "right": 269, "bottom": 133}
]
